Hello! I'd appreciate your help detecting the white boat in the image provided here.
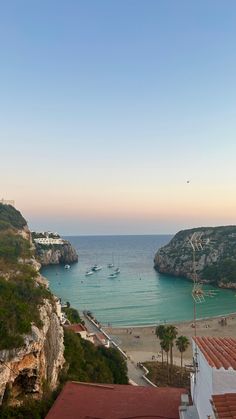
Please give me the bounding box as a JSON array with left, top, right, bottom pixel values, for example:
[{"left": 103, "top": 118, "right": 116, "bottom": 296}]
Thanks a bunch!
[
  {"left": 114, "top": 267, "right": 120, "bottom": 274},
  {"left": 107, "top": 253, "right": 114, "bottom": 268},
  {"left": 91, "top": 265, "right": 103, "bottom": 272},
  {"left": 64, "top": 264, "right": 71, "bottom": 269},
  {"left": 85, "top": 270, "right": 94, "bottom": 276},
  {"left": 107, "top": 263, "right": 114, "bottom": 268},
  {"left": 108, "top": 272, "right": 118, "bottom": 278}
]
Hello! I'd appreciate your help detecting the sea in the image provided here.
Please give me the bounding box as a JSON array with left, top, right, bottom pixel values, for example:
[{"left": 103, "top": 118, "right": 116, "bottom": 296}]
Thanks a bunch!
[{"left": 41, "top": 235, "right": 236, "bottom": 327}]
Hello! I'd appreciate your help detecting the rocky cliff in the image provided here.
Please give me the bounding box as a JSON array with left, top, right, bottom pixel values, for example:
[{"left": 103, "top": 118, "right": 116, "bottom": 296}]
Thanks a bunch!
[
  {"left": 154, "top": 226, "right": 236, "bottom": 288},
  {"left": 34, "top": 239, "right": 78, "bottom": 266},
  {"left": 0, "top": 204, "right": 65, "bottom": 405},
  {"left": 0, "top": 298, "right": 64, "bottom": 405}
]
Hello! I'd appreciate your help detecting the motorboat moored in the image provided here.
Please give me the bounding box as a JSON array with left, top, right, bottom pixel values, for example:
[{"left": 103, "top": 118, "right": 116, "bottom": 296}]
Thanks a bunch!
[
  {"left": 85, "top": 270, "right": 94, "bottom": 276},
  {"left": 108, "top": 272, "right": 118, "bottom": 278},
  {"left": 91, "top": 265, "right": 103, "bottom": 272}
]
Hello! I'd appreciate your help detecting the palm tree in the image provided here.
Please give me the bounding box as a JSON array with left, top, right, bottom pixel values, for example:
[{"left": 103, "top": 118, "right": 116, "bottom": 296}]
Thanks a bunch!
[
  {"left": 155, "top": 325, "right": 166, "bottom": 364},
  {"left": 160, "top": 336, "right": 171, "bottom": 382},
  {"left": 176, "top": 335, "right": 190, "bottom": 371},
  {"left": 166, "top": 325, "right": 178, "bottom": 369}
]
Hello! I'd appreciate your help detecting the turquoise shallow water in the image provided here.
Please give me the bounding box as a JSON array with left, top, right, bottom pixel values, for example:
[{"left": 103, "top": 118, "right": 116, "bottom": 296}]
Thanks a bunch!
[{"left": 41, "top": 235, "right": 236, "bottom": 327}]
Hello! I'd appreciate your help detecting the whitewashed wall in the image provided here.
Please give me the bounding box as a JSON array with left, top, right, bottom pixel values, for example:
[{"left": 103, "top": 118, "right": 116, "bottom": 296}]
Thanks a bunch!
[
  {"left": 191, "top": 341, "right": 214, "bottom": 419},
  {"left": 191, "top": 340, "right": 236, "bottom": 418}
]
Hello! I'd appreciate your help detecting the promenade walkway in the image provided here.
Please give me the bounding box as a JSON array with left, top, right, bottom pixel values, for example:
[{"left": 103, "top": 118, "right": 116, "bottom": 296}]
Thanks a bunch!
[{"left": 81, "top": 314, "right": 154, "bottom": 387}]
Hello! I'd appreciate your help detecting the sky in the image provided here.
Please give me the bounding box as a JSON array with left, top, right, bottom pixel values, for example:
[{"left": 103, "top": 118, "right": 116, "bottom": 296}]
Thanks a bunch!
[{"left": 1, "top": 0, "right": 236, "bottom": 235}]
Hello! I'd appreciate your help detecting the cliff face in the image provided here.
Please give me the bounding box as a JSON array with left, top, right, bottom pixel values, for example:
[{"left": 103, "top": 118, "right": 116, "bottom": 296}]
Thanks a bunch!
[
  {"left": 0, "top": 298, "right": 64, "bottom": 405},
  {"left": 0, "top": 204, "right": 65, "bottom": 405},
  {"left": 154, "top": 226, "right": 236, "bottom": 288},
  {"left": 35, "top": 240, "right": 78, "bottom": 265}
]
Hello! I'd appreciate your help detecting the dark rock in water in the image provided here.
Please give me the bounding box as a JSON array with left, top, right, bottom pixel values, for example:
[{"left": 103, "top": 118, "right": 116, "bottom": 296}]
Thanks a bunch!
[{"left": 154, "top": 225, "right": 236, "bottom": 289}]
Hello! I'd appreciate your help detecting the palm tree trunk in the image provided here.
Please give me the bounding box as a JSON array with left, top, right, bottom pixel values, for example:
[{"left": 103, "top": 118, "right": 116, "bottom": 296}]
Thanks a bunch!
[{"left": 166, "top": 352, "right": 169, "bottom": 383}]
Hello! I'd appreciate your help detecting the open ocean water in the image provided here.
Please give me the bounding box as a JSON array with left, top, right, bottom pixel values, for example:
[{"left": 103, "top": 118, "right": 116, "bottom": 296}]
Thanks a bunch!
[{"left": 41, "top": 235, "right": 236, "bottom": 327}]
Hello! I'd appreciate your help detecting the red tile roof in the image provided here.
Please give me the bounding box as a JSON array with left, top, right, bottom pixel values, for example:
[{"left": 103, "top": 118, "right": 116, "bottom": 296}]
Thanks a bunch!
[
  {"left": 212, "top": 393, "right": 236, "bottom": 418},
  {"left": 193, "top": 337, "right": 236, "bottom": 370},
  {"left": 45, "top": 381, "right": 187, "bottom": 419},
  {"left": 64, "top": 323, "right": 87, "bottom": 333}
]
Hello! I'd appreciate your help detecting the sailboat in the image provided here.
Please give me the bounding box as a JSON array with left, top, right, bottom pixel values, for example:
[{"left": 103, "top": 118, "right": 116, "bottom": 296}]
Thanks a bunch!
[
  {"left": 107, "top": 253, "right": 114, "bottom": 268},
  {"left": 114, "top": 256, "right": 120, "bottom": 274},
  {"left": 90, "top": 254, "right": 103, "bottom": 272}
]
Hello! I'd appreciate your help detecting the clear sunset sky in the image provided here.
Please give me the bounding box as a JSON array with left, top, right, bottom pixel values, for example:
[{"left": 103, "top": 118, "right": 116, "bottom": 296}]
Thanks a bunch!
[{"left": 1, "top": 1, "right": 236, "bottom": 235}]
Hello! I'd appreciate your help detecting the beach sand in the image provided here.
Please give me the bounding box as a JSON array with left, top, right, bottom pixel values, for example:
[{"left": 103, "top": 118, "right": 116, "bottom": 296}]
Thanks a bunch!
[{"left": 103, "top": 314, "right": 236, "bottom": 366}]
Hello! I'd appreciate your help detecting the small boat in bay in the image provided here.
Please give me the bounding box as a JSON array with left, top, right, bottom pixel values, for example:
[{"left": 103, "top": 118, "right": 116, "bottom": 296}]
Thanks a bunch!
[
  {"left": 108, "top": 272, "right": 118, "bottom": 278},
  {"left": 91, "top": 265, "right": 103, "bottom": 272},
  {"left": 107, "top": 253, "right": 114, "bottom": 268},
  {"left": 85, "top": 270, "right": 94, "bottom": 276},
  {"left": 64, "top": 264, "right": 71, "bottom": 269},
  {"left": 114, "top": 267, "right": 120, "bottom": 274},
  {"left": 107, "top": 262, "right": 114, "bottom": 268}
]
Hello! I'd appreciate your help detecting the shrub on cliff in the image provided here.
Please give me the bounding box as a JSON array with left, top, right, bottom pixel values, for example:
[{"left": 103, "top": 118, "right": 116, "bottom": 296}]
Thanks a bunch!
[
  {"left": 62, "top": 306, "right": 81, "bottom": 323},
  {"left": 0, "top": 274, "right": 52, "bottom": 350},
  {"left": 0, "top": 204, "right": 27, "bottom": 230},
  {"left": 0, "top": 233, "right": 31, "bottom": 264}
]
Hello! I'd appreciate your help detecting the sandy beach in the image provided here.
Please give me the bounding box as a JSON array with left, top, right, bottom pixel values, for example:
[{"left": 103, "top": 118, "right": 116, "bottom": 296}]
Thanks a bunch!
[{"left": 103, "top": 314, "right": 236, "bottom": 366}]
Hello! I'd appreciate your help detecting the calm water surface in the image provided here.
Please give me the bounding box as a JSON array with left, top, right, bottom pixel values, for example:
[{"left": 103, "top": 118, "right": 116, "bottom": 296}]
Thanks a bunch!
[{"left": 41, "top": 235, "right": 236, "bottom": 327}]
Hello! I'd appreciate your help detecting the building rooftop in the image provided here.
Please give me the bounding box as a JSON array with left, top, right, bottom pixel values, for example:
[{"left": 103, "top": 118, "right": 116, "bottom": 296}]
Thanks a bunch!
[
  {"left": 193, "top": 337, "right": 236, "bottom": 370},
  {"left": 212, "top": 393, "right": 236, "bottom": 418},
  {"left": 45, "top": 381, "right": 187, "bottom": 419},
  {"left": 64, "top": 323, "right": 87, "bottom": 333}
]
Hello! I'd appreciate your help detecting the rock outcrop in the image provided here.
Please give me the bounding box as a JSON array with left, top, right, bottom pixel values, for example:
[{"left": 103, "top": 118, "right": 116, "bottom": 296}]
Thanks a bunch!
[
  {"left": 35, "top": 240, "right": 78, "bottom": 266},
  {"left": 0, "top": 298, "right": 64, "bottom": 405},
  {"left": 154, "top": 226, "right": 236, "bottom": 289}
]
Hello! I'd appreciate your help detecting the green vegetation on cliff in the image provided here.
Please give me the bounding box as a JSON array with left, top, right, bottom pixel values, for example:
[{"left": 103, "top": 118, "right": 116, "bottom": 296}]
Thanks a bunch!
[
  {"left": 0, "top": 320, "right": 128, "bottom": 418},
  {"left": 0, "top": 272, "right": 52, "bottom": 350},
  {"left": 0, "top": 205, "right": 128, "bottom": 418},
  {"left": 0, "top": 205, "right": 51, "bottom": 350},
  {"left": 63, "top": 328, "right": 128, "bottom": 384},
  {"left": 202, "top": 259, "right": 236, "bottom": 284},
  {"left": 154, "top": 225, "right": 236, "bottom": 287},
  {"left": 62, "top": 305, "right": 82, "bottom": 324},
  {"left": 0, "top": 233, "right": 31, "bottom": 266},
  {"left": 0, "top": 204, "right": 27, "bottom": 231}
]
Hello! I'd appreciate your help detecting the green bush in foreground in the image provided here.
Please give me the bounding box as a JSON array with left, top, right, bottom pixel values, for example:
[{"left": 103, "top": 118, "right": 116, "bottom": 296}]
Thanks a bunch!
[{"left": 63, "top": 328, "right": 128, "bottom": 384}]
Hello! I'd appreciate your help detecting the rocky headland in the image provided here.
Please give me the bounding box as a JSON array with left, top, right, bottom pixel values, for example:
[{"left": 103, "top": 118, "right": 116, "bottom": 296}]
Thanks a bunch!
[
  {"left": 33, "top": 232, "right": 78, "bottom": 266},
  {"left": 154, "top": 226, "right": 236, "bottom": 289}
]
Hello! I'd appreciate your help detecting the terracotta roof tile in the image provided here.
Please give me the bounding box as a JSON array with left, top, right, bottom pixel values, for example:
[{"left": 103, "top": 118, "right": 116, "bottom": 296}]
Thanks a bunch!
[
  {"left": 45, "top": 381, "right": 187, "bottom": 419},
  {"left": 193, "top": 337, "right": 236, "bottom": 370},
  {"left": 212, "top": 393, "right": 236, "bottom": 418},
  {"left": 64, "top": 323, "right": 87, "bottom": 333}
]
